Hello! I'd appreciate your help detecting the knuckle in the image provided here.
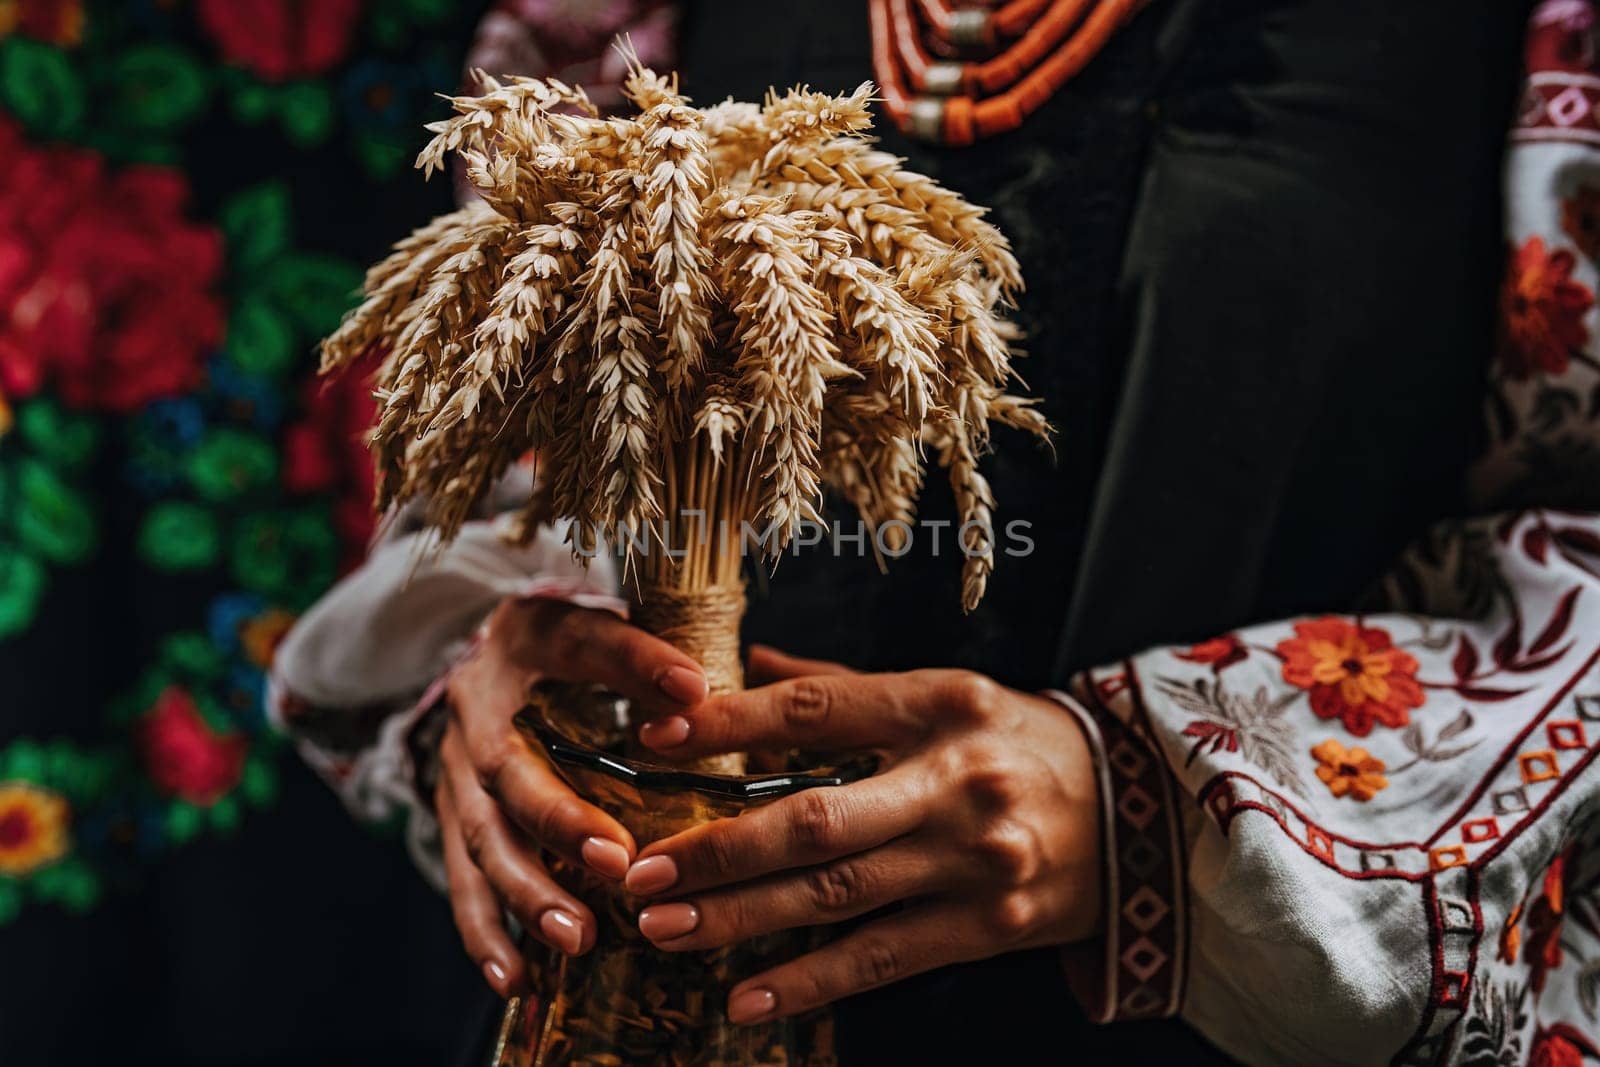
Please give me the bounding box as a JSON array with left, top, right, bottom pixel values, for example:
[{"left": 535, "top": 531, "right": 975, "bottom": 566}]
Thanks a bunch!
[
  {"left": 986, "top": 891, "right": 1040, "bottom": 942},
  {"left": 530, "top": 795, "right": 582, "bottom": 849},
  {"left": 475, "top": 743, "right": 514, "bottom": 800},
  {"left": 856, "top": 940, "right": 902, "bottom": 988},
  {"left": 695, "top": 828, "right": 741, "bottom": 882},
  {"left": 460, "top": 814, "right": 495, "bottom": 867},
  {"left": 943, "top": 671, "right": 999, "bottom": 721},
  {"left": 807, "top": 860, "right": 868, "bottom": 913},
  {"left": 783, "top": 679, "right": 833, "bottom": 731},
  {"left": 791, "top": 789, "right": 847, "bottom": 853},
  {"left": 977, "top": 819, "right": 1042, "bottom": 885},
  {"left": 962, "top": 750, "right": 1024, "bottom": 810}
]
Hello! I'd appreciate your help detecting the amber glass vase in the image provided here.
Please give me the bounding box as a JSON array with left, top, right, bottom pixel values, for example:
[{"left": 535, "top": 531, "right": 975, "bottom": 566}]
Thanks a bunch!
[{"left": 486, "top": 680, "right": 865, "bottom": 1067}]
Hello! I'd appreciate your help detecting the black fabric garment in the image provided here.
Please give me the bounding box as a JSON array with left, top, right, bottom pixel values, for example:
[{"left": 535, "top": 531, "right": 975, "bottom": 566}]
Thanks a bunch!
[{"left": 679, "top": 0, "right": 1528, "bottom": 1062}]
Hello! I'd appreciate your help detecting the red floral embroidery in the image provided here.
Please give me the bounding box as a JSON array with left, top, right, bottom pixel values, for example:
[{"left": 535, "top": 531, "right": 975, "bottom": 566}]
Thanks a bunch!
[
  {"left": 282, "top": 351, "right": 378, "bottom": 563},
  {"left": 0, "top": 120, "right": 224, "bottom": 412},
  {"left": 1530, "top": 1024, "right": 1600, "bottom": 1067},
  {"left": 0, "top": 0, "right": 85, "bottom": 45},
  {"left": 1525, "top": 844, "right": 1575, "bottom": 994},
  {"left": 1563, "top": 184, "right": 1600, "bottom": 262},
  {"left": 137, "top": 687, "right": 247, "bottom": 807},
  {"left": 1497, "top": 236, "right": 1594, "bottom": 380},
  {"left": 196, "top": 0, "right": 363, "bottom": 83},
  {"left": 1277, "top": 617, "right": 1425, "bottom": 736},
  {"left": 1176, "top": 634, "right": 1247, "bottom": 673}
]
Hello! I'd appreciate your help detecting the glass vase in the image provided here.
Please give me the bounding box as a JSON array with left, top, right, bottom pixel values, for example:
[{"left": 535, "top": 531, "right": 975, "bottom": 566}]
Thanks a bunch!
[{"left": 486, "top": 680, "right": 866, "bottom": 1067}]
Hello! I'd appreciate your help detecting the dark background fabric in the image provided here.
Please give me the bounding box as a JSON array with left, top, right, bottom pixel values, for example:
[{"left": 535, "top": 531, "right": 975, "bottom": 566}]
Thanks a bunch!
[{"left": 0, "top": 0, "right": 1528, "bottom": 1064}]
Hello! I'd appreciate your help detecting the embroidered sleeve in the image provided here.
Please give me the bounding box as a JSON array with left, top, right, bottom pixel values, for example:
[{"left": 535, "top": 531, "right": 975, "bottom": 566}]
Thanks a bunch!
[
  {"left": 267, "top": 500, "right": 620, "bottom": 889},
  {"left": 1059, "top": 5, "right": 1600, "bottom": 1060}
]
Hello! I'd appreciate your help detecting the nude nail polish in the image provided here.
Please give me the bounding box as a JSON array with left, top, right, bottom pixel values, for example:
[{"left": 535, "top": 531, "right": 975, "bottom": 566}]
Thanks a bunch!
[
  {"left": 728, "top": 987, "right": 777, "bottom": 1024},
  {"left": 639, "top": 715, "right": 691, "bottom": 748},
  {"left": 656, "top": 666, "right": 708, "bottom": 705},
  {"left": 540, "top": 910, "right": 584, "bottom": 955},
  {"left": 624, "top": 854, "right": 679, "bottom": 895},
  {"left": 638, "top": 902, "right": 700, "bottom": 942},
  {"left": 483, "top": 960, "right": 509, "bottom": 991},
  {"left": 581, "top": 836, "right": 631, "bottom": 880}
]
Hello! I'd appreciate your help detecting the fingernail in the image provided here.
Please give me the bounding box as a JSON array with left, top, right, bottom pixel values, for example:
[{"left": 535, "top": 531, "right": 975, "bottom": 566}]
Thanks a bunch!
[
  {"left": 728, "top": 987, "right": 777, "bottom": 1024},
  {"left": 581, "top": 836, "right": 631, "bottom": 880},
  {"left": 483, "top": 960, "right": 509, "bottom": 992},
  {"left": 656, "top": 665, "right": 708, "bottom": 705},
  {"left": 624, "top": 854, "right": 679, "bottom": 895},
  {"left": 638, "top": 902, "right": 700, "bottom": 942},
  {"left": 539, "top": 910, "right": 584, "bottom": 956},
  {"left": 639, "top": 715, "right": 691, "bottom": 749}
]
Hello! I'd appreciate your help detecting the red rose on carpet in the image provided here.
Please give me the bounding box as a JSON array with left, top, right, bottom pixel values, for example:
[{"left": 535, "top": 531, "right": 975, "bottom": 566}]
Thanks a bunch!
[
  {"left": 138, "top": 686, "right": 248, "bottom": 807},
  {"left": 0, "top": 120, "right": 224, "bottom": 412},
  {"left": 1497, "top": 236, "right": 1594, "bottom": 380},
  {"left": 196, "top": 0, "right": 363, "bottom": 83},
  {"left": 1277, "top": 616, "right": 1425, "bottom": 736},
  {"left": 282, "top": 350, "right": 379, "bottom": 563}
]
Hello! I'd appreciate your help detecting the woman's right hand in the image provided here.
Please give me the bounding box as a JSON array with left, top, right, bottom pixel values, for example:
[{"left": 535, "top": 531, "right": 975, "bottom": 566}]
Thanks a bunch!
[{"left": 435, "top": 595, "right": 711, "bottom": 997}]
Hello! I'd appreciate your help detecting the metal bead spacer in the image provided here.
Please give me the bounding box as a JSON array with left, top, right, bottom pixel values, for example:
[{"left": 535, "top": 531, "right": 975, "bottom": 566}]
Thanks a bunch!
[
  {"left": 947, "top": 8, "right": 992, "bottom": 49},
  {"left": 909, "top": 97, "right": 946, "bottom": 142},
  {"left": 922, "top": 62, "right": 964, "bottom": 96}
]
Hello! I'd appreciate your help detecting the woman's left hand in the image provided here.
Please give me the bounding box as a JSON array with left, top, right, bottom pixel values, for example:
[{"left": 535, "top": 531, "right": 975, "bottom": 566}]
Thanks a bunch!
[{"left": 627, "top": 647, "right": 1103, "bottom": 1026}]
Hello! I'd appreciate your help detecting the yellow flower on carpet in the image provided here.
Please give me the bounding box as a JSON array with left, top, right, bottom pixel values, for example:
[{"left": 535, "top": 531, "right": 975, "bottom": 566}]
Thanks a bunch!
[
  {"left": 0, "top": 781, "right": 71, "bottom": 875},
  {"left": 1311, "top": 739, "right": 1389, "bottom": 801},
  {"left": 0, "top": 388, "right": 11, "bottom": 438}
]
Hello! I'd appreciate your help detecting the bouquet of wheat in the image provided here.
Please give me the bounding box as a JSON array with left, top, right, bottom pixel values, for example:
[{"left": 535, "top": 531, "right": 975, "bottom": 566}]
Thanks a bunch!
[{"left": 321, "top": 53, "right": 1047, "bottom": 768}]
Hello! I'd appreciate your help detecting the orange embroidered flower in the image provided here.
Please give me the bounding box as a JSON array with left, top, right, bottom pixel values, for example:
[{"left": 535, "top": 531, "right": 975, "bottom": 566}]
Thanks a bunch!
[
  {"left": 1564, "top": 184, "right": 1600, "bottom": 261},
  {"left": 1497, "top": 236, "right": 1594, "bottom": 380},
  {"left": 1499, "top": 900, "right": 1523, "bottom": 964},
  {"left": 1311, "top": 739, "right": 1389, "bottom": 801},
  {"left": 1176, "top": 634, "right": 1247, "bottom": 673},
  {"left": 1278, "top": 617, "right": 1425, "bottom": 736},
  {"left": 0, "top": 781, "right": 70, "bottom": 876}
]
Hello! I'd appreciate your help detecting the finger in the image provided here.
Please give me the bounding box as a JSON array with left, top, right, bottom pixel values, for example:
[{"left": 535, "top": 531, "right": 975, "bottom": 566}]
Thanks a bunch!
[
  {"left": 626, "top": 766, "right": 932, "bottom": 896},
  {"left": 635, "top": 669, "right": 958, "bottom": 758},
  {"left": 724, "top": 903, "right": 983, "bottom": 1023},
  {"left": 745, "top": 645, "right": 855, "bottom": 686},
  {"left": 639, "top": 840, "right": 950, "bottom": 951},
  {"left": 448, "top": 713, "right": 637, "bottom": 878},
  {"left": 443, "top": 746, "right": 598, "bottom": 957},
  {"left": 517, "top": 599, "right": 710, "bottom": 713},
  {"left": 438, "top": 778, "right": 528, "bottom": 997}
]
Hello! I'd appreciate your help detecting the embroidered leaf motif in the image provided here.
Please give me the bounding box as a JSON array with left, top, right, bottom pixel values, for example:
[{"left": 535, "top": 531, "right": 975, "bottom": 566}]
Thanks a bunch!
[
  {"left": 111, "top": 45, "right": 210, "bottom": 131},
  {"left": 1453, "top": 635, "right": 1480, "bottom": 681},
  {"left": 1438, "top": 709, "right": 1475, "bottom": 743},
  {"left": 1155, "top": 677, "right": 1307, "bottom": 797},
  {"left": 1580, "top": 960, "right": 1600, "bottom": 1021},
  {"left": 0, "top": 38, "right": 85, "bottom": 137},
  {"left": 1458, "top": 977, "right": 1529, "bottom": 1066},
  {"left": 220, "top": 183, "right": 292, "bottom": 271},
  {"left": 1528, "top": 587, "right": 1581, "bottom": 656}
]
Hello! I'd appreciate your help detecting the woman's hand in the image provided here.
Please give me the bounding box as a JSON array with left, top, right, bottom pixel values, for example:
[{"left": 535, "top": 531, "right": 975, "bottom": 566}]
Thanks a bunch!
[
  {"left": 626, "top": 647, "right": 1103, "bottom": 1025},
  {"left": 435, "top": 595, "right": 712, "bottom": 997}
]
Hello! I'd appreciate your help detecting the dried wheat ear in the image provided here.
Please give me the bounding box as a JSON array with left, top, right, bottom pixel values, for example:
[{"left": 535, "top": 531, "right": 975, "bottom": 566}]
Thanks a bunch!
[{"left": 320, "top": 48, "right": 1051, "bottom": 611}]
